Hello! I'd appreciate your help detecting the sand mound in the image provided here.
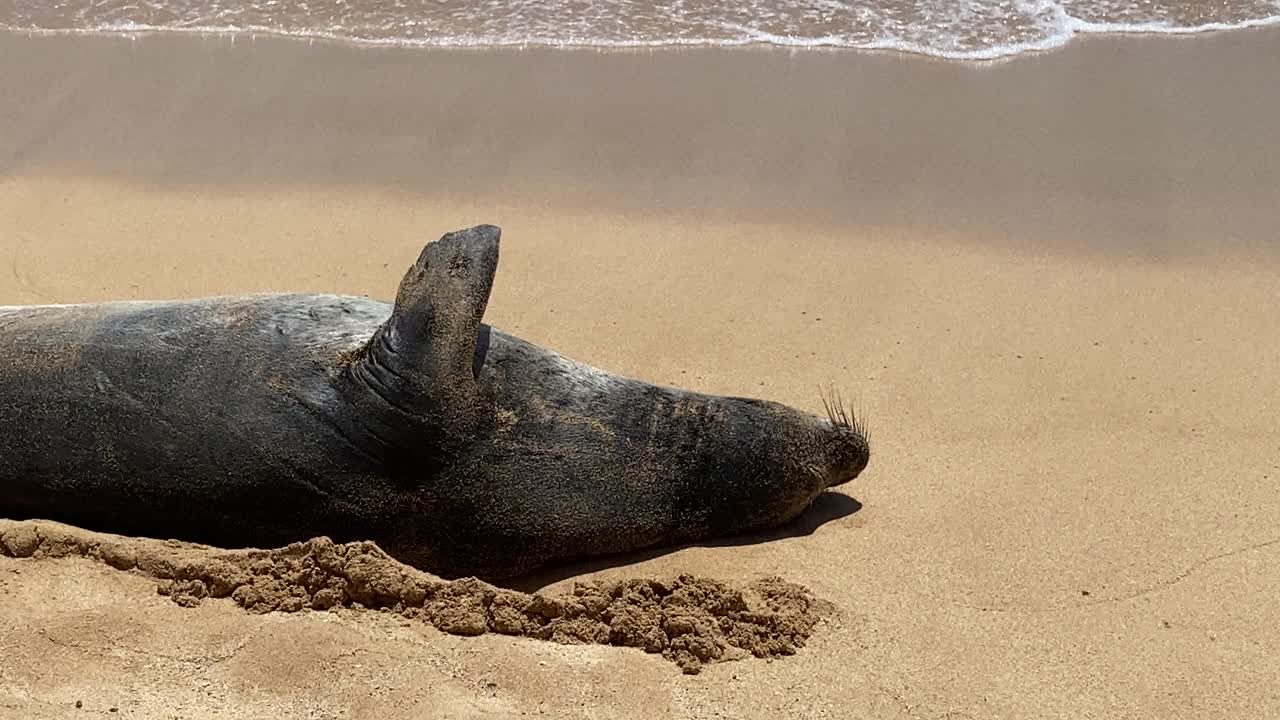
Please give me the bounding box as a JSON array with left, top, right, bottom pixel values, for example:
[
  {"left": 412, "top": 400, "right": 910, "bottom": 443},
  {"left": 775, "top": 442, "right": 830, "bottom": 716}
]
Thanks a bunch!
[{"left": 0, "top": 519, "right": 832, "bottom": 673}]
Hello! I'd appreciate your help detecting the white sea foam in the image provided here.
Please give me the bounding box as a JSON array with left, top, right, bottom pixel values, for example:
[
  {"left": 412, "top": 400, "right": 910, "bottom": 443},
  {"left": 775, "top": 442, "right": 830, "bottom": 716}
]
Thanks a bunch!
[{"left": 2, "top": 0, "right": 1278, "bottom": 60}]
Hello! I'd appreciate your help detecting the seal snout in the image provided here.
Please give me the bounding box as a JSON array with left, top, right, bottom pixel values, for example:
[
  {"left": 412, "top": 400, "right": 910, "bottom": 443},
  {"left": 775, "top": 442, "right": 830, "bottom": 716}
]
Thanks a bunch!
[
  {"left": 824, "top": 427, "right": 870, "bottom": 488},
  {"left": 817, "top": 389, "right": 869, "bottom": 488}
]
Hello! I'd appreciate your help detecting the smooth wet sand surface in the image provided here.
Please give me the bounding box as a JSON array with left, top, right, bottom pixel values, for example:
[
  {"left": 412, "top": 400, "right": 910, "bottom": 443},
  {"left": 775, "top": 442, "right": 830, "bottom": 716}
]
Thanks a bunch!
[{"left": 3, "top": 29, "right": 1280, "bottom": 720}]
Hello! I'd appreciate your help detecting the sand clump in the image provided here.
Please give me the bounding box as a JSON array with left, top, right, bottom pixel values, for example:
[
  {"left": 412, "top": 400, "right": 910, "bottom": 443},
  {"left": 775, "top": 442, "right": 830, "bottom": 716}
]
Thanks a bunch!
[{"left": 0, "top": 519, "right": 832, "bottom": 673}]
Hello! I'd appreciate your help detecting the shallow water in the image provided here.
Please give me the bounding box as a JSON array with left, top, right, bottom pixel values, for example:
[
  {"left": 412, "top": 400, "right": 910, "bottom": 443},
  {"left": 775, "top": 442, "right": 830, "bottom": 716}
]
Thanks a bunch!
[{"left": 3, "top": 0, "right": 1279, "bottom": 59}]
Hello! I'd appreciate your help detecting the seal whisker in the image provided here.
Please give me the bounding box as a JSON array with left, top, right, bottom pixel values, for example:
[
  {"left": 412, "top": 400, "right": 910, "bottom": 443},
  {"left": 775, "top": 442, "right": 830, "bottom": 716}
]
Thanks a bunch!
[
  {"left": 819, "top": 383, "right": 869, "bottom": 449},
  {"left": 819, "top": 383, "right": 850, "bottom": 430},
  {"left": 852, "top": 398, "right": 870, "bottom": 449},
  {"left": 819, "top": 384, "right": 839, "bottom": 428}
]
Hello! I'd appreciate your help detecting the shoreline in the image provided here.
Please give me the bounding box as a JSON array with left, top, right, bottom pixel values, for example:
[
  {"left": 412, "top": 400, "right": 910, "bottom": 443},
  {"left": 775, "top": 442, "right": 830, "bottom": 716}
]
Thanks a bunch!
[
  {"left": 4, "top": 8, "right": 1280, "bottom": 62},
  {"left": 3, "top": 28, "right": 1280, "bottom": 260}
]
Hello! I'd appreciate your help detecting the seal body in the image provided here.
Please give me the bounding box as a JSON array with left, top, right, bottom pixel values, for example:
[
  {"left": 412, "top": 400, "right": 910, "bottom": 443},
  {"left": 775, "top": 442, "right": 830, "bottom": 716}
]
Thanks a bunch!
[{"left": 0, "top": 226, "right": 869, "bottom": 579}]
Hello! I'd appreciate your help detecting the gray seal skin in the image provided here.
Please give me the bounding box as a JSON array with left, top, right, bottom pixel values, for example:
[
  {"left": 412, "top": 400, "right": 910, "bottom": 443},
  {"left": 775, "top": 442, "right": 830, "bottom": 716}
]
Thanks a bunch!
[{"left": 0, "top": 226, "right": 870, "bottom": 579}]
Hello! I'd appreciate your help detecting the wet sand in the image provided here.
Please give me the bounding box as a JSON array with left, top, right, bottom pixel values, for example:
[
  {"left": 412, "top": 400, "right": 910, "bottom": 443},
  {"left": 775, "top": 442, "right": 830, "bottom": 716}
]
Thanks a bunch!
[
  {"left": 2, "top": 28, "right": 1280, "bottom": 720},
  {"left": 3, "top": 29, "right": 1280, "bottom": 258}
]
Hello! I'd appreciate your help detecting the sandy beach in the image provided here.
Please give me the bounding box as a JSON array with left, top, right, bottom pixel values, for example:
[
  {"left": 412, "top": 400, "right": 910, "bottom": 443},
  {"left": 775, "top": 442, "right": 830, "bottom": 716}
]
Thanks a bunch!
[{"left": 2, "top": 26, "right": 1280, "bottom": 719}]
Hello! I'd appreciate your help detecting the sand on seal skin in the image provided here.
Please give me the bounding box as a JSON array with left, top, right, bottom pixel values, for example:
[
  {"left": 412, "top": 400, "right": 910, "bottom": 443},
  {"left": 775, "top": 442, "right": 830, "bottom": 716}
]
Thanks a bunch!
[{"left": 0, "top": 519, "right": 831, "bottom": 675}]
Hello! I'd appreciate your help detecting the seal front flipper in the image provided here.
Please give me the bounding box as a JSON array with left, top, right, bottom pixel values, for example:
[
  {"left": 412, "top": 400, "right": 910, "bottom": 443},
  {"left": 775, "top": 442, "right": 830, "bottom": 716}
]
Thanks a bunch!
[
  {"left": 386, "top": 224, "right": 500, "bottom": 388},
  {"left": 339, "top": 225, "right": 501, "bottom": 466}
]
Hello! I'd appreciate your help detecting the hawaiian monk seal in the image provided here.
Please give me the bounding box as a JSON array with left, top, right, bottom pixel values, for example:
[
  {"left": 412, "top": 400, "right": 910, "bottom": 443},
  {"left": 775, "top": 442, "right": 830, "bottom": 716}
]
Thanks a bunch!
[{"left": 0, "top": 226, "right": 869, "bottom": 579}]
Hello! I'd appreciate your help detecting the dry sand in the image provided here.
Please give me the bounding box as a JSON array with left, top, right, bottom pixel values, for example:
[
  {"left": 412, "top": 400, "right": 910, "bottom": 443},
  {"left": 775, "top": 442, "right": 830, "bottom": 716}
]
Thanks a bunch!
[{"left": 2, "top": 27, "right": 1280, "bottom": 720}]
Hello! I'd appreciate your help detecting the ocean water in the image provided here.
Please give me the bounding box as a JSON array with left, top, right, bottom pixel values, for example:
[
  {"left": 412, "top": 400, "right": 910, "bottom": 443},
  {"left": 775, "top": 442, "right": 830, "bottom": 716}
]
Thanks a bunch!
[{"left": 2, "top": 0, "right": 1278, "bottom": 59}]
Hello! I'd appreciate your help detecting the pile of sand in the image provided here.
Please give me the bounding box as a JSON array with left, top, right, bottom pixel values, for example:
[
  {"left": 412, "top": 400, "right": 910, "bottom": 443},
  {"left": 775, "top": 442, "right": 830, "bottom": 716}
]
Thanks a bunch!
[{"left": 0, "top": 519, "right": 832, "bottom": 673}]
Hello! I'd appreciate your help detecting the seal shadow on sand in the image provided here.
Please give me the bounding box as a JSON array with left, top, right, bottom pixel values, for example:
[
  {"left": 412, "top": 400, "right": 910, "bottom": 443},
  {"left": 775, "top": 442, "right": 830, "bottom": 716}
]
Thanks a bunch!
[{"left": 500, "top": 491, "right": 863, "bottom": 592}]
